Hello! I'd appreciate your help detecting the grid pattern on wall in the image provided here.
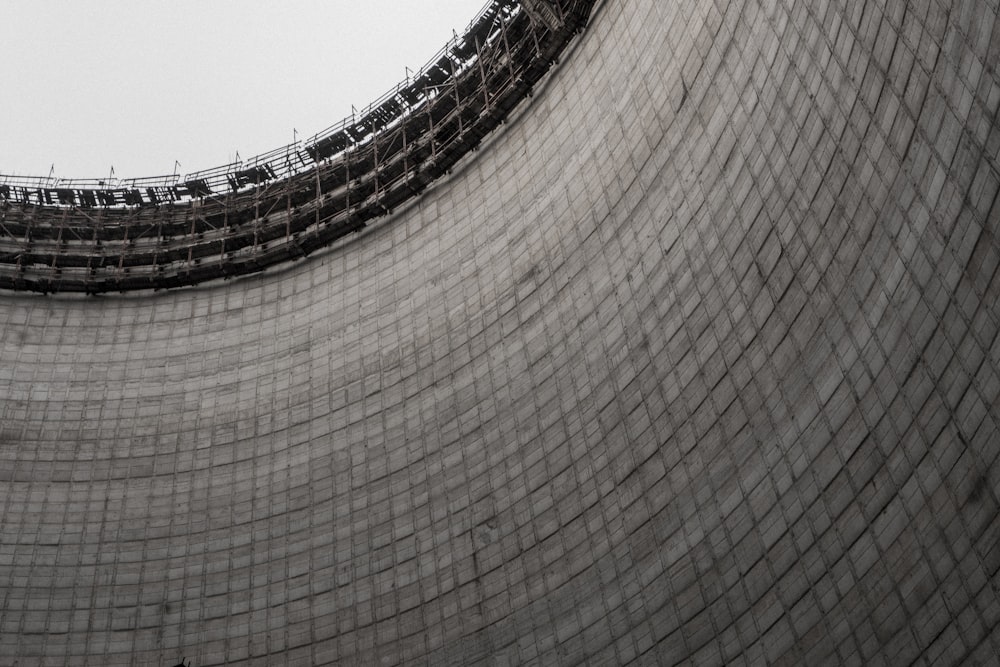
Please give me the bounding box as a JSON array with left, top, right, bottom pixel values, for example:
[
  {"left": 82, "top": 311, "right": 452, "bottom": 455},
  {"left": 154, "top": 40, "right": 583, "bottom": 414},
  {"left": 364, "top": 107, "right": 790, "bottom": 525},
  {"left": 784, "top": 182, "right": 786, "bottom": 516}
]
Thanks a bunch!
[{"left": 1, "top": 0, "right": 999, "bottom": 664}]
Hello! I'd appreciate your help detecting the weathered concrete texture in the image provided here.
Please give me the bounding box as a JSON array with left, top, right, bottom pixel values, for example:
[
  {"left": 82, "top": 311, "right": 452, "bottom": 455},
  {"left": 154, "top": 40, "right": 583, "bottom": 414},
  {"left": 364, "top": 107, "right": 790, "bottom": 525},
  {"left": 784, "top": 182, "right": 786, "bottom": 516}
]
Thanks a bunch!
[{"left": 1, "top": 0, "right": 999, "bottom": 664}]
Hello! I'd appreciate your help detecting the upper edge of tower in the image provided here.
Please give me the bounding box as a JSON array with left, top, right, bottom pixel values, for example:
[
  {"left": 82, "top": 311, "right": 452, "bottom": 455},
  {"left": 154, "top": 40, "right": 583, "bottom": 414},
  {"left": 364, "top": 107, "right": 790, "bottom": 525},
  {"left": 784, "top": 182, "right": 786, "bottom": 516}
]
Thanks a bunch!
[{"left": 0, "top": 0, "right": 597, "bottom": 295}]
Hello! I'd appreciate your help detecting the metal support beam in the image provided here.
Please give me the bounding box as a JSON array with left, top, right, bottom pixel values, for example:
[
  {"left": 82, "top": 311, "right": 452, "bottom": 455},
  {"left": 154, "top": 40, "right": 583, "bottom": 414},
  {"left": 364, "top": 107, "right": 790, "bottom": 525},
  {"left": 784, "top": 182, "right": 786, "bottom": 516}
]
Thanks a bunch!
[{"left": 520, "top": 0, "right": 562, "bottom": 32}]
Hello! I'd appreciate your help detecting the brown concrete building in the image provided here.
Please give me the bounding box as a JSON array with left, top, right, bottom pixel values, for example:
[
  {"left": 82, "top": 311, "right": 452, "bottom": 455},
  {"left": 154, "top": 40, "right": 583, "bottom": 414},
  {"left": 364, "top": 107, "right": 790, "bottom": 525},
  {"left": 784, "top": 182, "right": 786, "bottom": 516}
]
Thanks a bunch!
[{"left": 1, "top": 0, "right": 999, "bottom": 664}]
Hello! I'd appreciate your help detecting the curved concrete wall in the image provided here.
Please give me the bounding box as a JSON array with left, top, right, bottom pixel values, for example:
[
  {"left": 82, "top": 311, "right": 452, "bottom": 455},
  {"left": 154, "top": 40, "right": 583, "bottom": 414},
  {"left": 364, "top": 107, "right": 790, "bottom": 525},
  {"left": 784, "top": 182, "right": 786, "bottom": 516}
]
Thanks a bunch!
[{"left": 2, "top": 0, "right": 998, "bottom": 664}]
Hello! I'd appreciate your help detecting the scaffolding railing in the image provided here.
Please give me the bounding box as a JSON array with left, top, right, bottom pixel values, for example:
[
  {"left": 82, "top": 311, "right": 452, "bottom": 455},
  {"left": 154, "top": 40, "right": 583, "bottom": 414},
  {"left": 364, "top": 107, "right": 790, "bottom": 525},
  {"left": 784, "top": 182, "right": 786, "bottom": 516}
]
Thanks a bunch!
[{"left": 0, "top": 0, "right": 596, "bottom": 293}]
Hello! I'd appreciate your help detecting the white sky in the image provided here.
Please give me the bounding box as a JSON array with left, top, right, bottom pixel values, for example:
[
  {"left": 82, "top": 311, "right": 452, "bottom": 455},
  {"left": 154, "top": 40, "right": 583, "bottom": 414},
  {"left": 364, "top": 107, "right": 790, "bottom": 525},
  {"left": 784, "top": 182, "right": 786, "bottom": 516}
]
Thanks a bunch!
[{"left": 0, "top": 1, "right": 482, "bottom": 179}]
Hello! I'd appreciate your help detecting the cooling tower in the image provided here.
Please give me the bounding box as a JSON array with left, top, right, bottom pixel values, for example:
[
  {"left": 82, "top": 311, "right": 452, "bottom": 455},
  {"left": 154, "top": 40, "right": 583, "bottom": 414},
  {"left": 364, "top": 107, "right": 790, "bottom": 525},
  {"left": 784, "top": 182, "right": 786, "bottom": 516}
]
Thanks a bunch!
[{"left": 2, "top": 0, "right": 999, "bottom": 664}]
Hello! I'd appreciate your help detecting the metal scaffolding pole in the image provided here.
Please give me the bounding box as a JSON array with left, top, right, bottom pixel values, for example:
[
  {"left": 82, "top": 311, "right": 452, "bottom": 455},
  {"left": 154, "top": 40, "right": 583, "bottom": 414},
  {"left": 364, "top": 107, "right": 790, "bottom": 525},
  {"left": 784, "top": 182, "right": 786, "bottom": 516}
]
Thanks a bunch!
[{"left": 520, "top": 0, "right": 562, "bottom": 32}]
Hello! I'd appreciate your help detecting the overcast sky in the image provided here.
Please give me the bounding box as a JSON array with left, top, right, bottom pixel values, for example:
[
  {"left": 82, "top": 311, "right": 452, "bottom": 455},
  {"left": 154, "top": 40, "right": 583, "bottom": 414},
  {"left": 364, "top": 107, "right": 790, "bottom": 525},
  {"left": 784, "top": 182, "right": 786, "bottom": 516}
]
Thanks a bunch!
[{"left": 0, "top": 1, "right": 482, "bottom": 179}]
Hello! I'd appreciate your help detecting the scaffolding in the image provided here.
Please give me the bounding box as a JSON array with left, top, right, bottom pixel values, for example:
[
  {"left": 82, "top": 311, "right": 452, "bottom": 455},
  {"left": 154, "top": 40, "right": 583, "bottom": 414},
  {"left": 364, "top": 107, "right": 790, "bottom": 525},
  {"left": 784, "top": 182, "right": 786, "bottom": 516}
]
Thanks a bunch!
[{"left": 0, "top": 0, "right": 596, "bottom": 294}]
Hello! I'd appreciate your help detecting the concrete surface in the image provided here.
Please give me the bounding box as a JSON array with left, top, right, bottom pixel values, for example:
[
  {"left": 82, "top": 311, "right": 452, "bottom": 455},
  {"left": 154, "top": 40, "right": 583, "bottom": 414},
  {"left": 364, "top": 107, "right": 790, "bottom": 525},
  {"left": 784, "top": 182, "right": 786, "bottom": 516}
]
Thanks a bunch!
[{"left": 1, "top": 0, "right": 999, "bottom": 664}]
